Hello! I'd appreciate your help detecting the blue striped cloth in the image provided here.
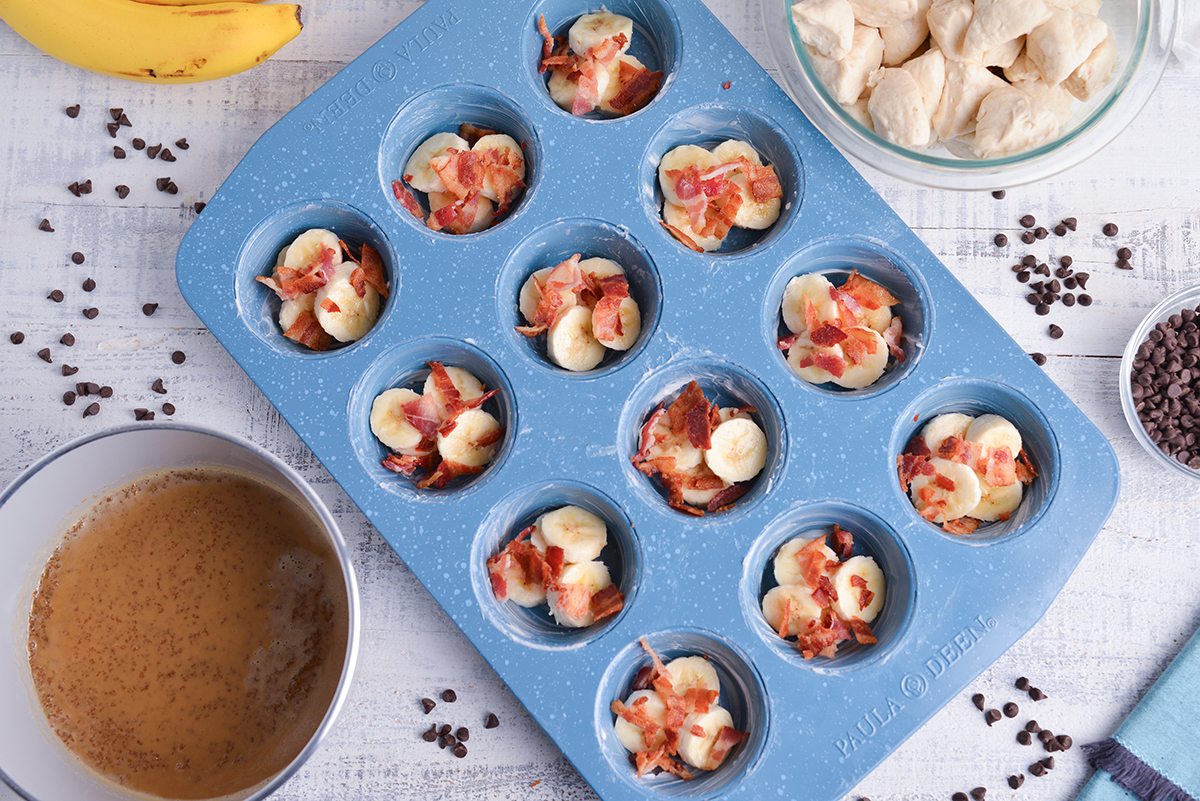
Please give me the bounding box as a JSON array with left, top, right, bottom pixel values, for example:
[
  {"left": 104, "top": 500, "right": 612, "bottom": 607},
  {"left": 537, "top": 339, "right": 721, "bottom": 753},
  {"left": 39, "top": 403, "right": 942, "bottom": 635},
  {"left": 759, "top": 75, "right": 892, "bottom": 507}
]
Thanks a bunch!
[{"left": 1079, "top": 628, "right": 1200, "bottom": 801}]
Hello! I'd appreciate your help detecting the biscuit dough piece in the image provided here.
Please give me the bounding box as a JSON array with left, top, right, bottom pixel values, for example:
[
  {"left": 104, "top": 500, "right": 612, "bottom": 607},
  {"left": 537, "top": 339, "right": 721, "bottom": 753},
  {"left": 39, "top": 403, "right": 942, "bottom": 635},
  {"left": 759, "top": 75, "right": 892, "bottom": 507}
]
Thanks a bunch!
[
  {"left": 973, "top": 85, "right": 1059, "bottom": 158},
  {"left": 1003, "top": 49, "right": 1042, "bottom": 83},
  {"left": 849, "top": 0, "right": 918, "bottom": 28},
  {"left": 981, "top": 34, "right": 1025, "bottom": 69},
  {"left": 868, "top": 67, "right": 933, "bottom": 148},
  {"left": 792, "top": 0, "right": 856, "bottom": 60},
  {"left": 961, "top": 0, "right": 1052, "bottom": 63},
  {"left": 1064, "top": 27, "right": 1117, "bottom": 100},
  {"left": 902, "top": 46, "right": 946, "bottom": 117},
  {"left": 1013, "top": 77, "right": 1075, "bottom": 126},
  {"left": 927, "top": 0, "right": 974, "bottom": 61},
  {"left": 841, "top": 93, "right": 875, "bottom": 130},
  {"left": 932, "top": 59, "right": 1009, "bottom": 138},
  {"left": 880, "top": 0, "right": 932, "bottom": 65},
  {"left": 1026, "top": 7, "right": 1110, "bottom": 85},
  {"left": 808, "top": 24, "right": 885, "bottom": 105}
]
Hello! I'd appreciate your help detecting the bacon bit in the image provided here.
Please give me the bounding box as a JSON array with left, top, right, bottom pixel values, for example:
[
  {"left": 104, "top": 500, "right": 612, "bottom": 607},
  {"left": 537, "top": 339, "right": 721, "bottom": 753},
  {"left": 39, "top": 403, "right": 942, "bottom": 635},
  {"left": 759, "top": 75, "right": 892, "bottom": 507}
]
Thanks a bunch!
[
  {"left": 417, "top": 457, "right": 488, "bottom": 489},
  {"left": 382, "top": 450, "right": 436, "bottom": 477},
  {"left": 589, "top": 33, "right": 627, "bottom": 65},
  {"left": 683, "top": 687, "right": 718, "bottom": 715},
  {"left": 593, "top": 294, "right": 626, "bottom": 342},
  {"left": 486, "top": 533, "right": 546, "bottom": 602},
  {"left": 706, "top": 481, "right": 750, "bottom": 513},
  {"left": 612, "top": 697, "right": 662, "bottom": 747},
  {"left": 666, "top": 381, "right": 712, "bottom": 451},
  {"left": 896, "top": 451, "right": 935, "bottom": 491},
  {"left": 983, "top": 446, "right": 1017, "bottom": 487},
  {"left": 636, "top": 747, "right": 693, "bottom": 780},
  {"left": 634, "top": 404, "right": 666, "bottom": 463},
  {"left": 849, "top": 575, "right": 875, "bottom": 611},
  {"left": 477, "top": 145, "right": 525, "bottom": 214},
  {"left": 841, "top": 270, "right": 899, "bottom": 310},
  {"left": 392, "top": 179, "right": 425, "bottom": 222},
  {"left": 660, "top": 221, "right": 704, "bottom": 252},
  {"left": 938, "top": 435, "right": 981, "bottom": 467},
  {"left": 943, "top": 516, "right": 981, "bottom": 536},
  {"left": 810, "top": 323, "right": 847, "bottom": 347},
  {"left": 812, "top": 351, "right": 845, "bottom": 378},
  {"left": 689, "top": 723, "right": 706, "bottom": 738},
  {"left": 458, "top": 122, "right": 497, "bottom": 147},
  {"left": 934, "top": 472, "right": 956, "bottom": 492},
  {"left": 257, "top": 246, "right": 338, "bottom": 302},
  {"left": 542, "top": 545, "right": 565, "bottom": 586},
  {"left": 401, "top": 392, "right": 444, "bottom": 440},
  {"left": 319, "top": 297, "right": 340, "bottom": 314},
  {"left": 709, "top": 725, "right": 750, "bottom": 768},
  {"left": 590, "top": 583, "right": 624, "bottom": 621},
  {"left": 813, "top": 575, "right": 839, "bottom": 607},
  {"left": 840, "top": 329, "right": 867, "bottom": 365},
  {"left": 1016, "top": 448, "right": 1039, "bottom": 484},
  {"left": 833, "top": 524, "right": 854, "bottom": 560},
  {"left": 430, "top": 149, "right": 484, "bottom": 200},
  {"left": 797, "top": 537, "right": 831, "bottom": 589},
  {"left": 722, "top": 80, "right": 731, "bottom": 89},
  {"left": 777, "top": 332, "right": 797, "bottom": 351},
  {"left": 572, "top": 55, "right": 603, "bottom": 115},
  {"left": 741, "top": 161, "right": 783, "bottom": 204},
  {"left": 904, "top": 434, "right": 931, "bottom": 457},
  {"left": 777, "top": 596, "right": 794, "bottom": 639},
  {"left": 847, "top": 326, "right": 880, "bottom": 354},
  {"left": 515, "top": 323, "right": 548, "bottom": 338},
  {"left": 848, "top": 617, "right": 878, "bottom": 644},
  {"left": 631, "top": 665, "right": 655, "bottom": 692},
  {"left": 596, "top": 273, "right": 630, "bottom": 298},
  {"left": 607, "top": 64, "right": 663, "bottom": 115},
  {"left": 797, "top": 610, "right": 851, "bottom": 659},
  {"left": 669, "top": 498, "right": 706, "bottom": 517},
  {"left": 428, "top": 192, "right": 483, "bottom": 235},
  {"left": 537, "top": 14, "right": 555, "bottom": 73},
  {"left": 282, "top": 310, "right": 332, "bottom": 351},
  {"left": 882, "top": 316, "right": 905, "bottom": 361}
]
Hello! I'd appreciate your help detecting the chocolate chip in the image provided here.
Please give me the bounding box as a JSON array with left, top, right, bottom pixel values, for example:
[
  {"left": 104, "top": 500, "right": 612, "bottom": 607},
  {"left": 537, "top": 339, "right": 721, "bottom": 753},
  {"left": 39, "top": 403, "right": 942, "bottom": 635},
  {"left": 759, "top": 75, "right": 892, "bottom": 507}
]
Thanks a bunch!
[
  {"left": 62, "top": 364, "right": 78, "bottom": 376},
  {"left": 132, "top": 138, "right": 146, "bottom": 150},
  {"left": 100, "top": 386, "right": 113, "bottom": 399},
  {"left": 79, "top": 179, "right": 92, "bottom": 194},
  {"left": 1022, "top": 254, "right": 1037, "bottom": 267},
  {"left": 1063, "top": 293, "right": 1076, "bottom": 307},
  {"left": 1045, "top": 738, "right": 1061, "bottom": 753},
  {"left": 1021, "top": 231, "right": 1035, "bottom": 244},
  {"left": 134, "top": 408, "right": 154, "bottom": 421},
  {"left": 71, "top": 251, "right": 85, "bottom": 264},
  {"left": 1064, "top": 276, "right": 1078, "bottom": 289},
  {"left": 10, "top": 332, "right": 24, "bottom": 344},
  {"left": 1036, "top": 263, "right": 1051, "bottom": 276},
  {"left": 160, "top": 149, "right": 177, "bottom": 162},
  {"left": 1029, "top": 762, "right": 1046, "bottom": 778},
  {"left": 1017, "top": 730, "right": 1032, "bottom": 745},
  {"left": 438, "top": 724, "right": 451, "bottom": 736},
  {"left": 970, "top": 787, "right": 986, "bottom": 801},
  {"left": 60, "top": 333, "right": 74, "bottom": 346},
  {"left": 1057, "top": 734, "right": 1072, "bottom": 750},
  {"left": 1079, "top": 294, "right": 1093, "bottom": 306},
  {"left": 65, "top": 104, "right": 80, "bottom": 118},
  {"left": 156, "top": 177, "right": 171, "bottom": 191},
  {"left": 161, "top": 402, "right": 176, "bottom": 416},
  {"left": 147, "top": 143, "right": 162, "bottom": 159},
  {"left": 1025, "top": 720, "right": 1040, "bottom": 733},
  {"left": 175, "top": 138, "right": 190, "bottom": 150},
  {"left": 1017, "top": 271, "right": 1031, "bottom": 283},
  {"left": 194, "top": 202, "right": 206, "bottom": 214},
  {"left": 83, "top": 402, "right": 100, "bottom": 418},
  {"left": 113, "top": 146, "right": 126, "bottom": 159},
  {"left": 1020, "top": 214, "right": 1035, "bottom": 228},
  {"left": 109, "top": 107, "right": 123, "bottom": 121},
  {"left": 1031, "top": 352, "right": 1046, "bottom": 365},
  {"left": 106, "top": 122, "right": 119, "bottom": 138},
  {"left": 1029, "top": 687, "right": 1047, "bottom": 701},
  {"left": 117, "top": 113, "right": 131, "bottom": 128},
  {"left": 484, "top": 713, "right": 499, "bottom": 729},
  {"left": 1008, "top": 775, "right": 1025, "bottom": 789},
  {"left": 1118, "top": 258, "right": 1133, "bottom": 270},
  {"left": 452, "top": 743, "right": 467, "bottom": 758},
  {"left": 170, "top": 349, "right": 186, "bottom": 364},
  {"left": 38, "top": 218, "right": 54, "bottom": 232},
  {"left": 1038, "top": 730, "right": 1054, "bottom": 744},
  {"left": 63, "top": 391, "right": 76, "bottom": 406},
  {"left": 76, "top": 382, "right": 88, "bottom": 396},
  {"left": 992, "top": 190, "right": 1006, "bottom": 199},
  {"left": 1049, "top": 324, "right": 1063, "bottom": 339},
  {"left": 994, "top": 234, "right": 1007, "bottom": 247},
  {"left": 151, "top": 378, "right": 166, "bottom": 394},
  {"left": 1054, "top": 266, "right": 1069, "bottom": 279},
  {"left": 1103, "top": 222, "right": 1119, "bottom": 236},
  {"left": 1042, "top": 756, "right": 1055, "bottom": 769},
  {"left": 1054, "top": 224, "right": 1067, "bottom": 236},
  {"left": 116, "top": 185, "right": 130, "bottom": 199},
  {"left": 953, "top": 793, "right": 969, "bottom": 801},
  {"left": 1060, "top": 255, "right": 1073, "bottom": 268},
  {"left": 68, "top": 182, "right": 80, "bottom": 197},
  {"left": 37, "top": 348, "right": 51, "bottom": 363},
  {"left": 441, "top": 689, "right": 457, "bottom": 703},
  {"left": 83, "top": 307, "right": 99, "bottom": 319},
  {"left": 1026, "top": 293, "right": 1041, "bottom": 306},
  {"left": 1003, "top": 702, "right": 1019, "bottom": 717},
  {"left": 442, "top": 733, "right": 457, "bottom": 748},
  {"left": 1118, "top": 247, "right": 1132, "bottom": 260},
  {"left": 82, "top": 277, "right": 96, "bottom": 292},
  {"left": 1034, "top": 226, "right": 1048, "bottom": 239},
  {"left": 1036, "top": 303, "right": 1049, "bottom": 316},
  {"left": 1048, "top": 279, "right": 1061, "bottom": 293},
  {"left": 166, "top": 182, "right": 178, "bottom": 195},
  {"left": 421, "top": 724, "right": 438, "bottom": 742},
  {"left": 456, "top": 727, "right": 469, "bottom": 741},
  {"left": 48, "top": 289, "right": 64, "bottom": 303},
  {"left": 972, "top": 693, "right": 985, "bottom": 711},
  {"left": 143, "top": 302, "right": 158, "bottom": 316},
  {"left": 421, "top": 698, "right": 436, "bottom": 714},
  {"left": 985, "top": 709, "right": 1001, "bottom": 726},
  {"left": 85, "top": 382, "right": 100, "bottom": 395},
  {"left": 1062, "top": 217, "right": 1078, "bottom": 231}
]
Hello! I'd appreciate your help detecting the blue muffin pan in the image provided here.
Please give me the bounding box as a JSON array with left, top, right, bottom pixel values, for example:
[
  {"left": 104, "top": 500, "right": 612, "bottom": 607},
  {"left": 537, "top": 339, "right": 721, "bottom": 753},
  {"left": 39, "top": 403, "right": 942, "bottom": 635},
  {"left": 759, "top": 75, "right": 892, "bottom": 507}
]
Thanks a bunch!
[{"left": 174, "top": 0, "right": 1121, "bottom": 797}]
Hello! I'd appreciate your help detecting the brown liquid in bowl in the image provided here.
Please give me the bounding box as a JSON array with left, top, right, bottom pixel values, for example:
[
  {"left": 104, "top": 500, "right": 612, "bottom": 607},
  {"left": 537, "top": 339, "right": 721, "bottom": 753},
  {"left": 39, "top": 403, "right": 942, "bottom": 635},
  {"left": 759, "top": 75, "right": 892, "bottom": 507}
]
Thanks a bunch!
[{"left": 27, "top": 467, "right": 349, "bottom": 799}]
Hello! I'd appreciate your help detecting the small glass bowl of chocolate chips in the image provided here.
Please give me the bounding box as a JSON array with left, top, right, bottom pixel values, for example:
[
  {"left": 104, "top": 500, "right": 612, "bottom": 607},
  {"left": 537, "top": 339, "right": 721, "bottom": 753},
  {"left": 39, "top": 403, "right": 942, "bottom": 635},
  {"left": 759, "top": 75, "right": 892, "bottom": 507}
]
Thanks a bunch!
[{"left": 1121, "top": 284, "right": 1200, "bottom": 478}]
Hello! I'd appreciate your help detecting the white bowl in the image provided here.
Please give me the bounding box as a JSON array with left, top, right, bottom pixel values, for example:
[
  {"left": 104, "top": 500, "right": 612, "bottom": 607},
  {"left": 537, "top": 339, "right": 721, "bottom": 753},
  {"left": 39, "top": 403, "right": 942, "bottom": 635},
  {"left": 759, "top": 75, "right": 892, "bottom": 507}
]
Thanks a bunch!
[{"left": 0, "top": 424, "right": 361, "bottom": 801}]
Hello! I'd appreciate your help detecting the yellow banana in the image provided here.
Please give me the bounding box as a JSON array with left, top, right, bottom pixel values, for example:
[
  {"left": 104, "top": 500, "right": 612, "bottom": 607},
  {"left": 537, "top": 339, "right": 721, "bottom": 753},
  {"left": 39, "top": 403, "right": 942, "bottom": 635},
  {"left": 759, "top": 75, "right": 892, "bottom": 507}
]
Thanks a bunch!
[
  {"left": 131, "top": 0, "right": 267, "bottom": 6},
  {"left": 0, "top": 0, "right": 301, "bottom": 83}
]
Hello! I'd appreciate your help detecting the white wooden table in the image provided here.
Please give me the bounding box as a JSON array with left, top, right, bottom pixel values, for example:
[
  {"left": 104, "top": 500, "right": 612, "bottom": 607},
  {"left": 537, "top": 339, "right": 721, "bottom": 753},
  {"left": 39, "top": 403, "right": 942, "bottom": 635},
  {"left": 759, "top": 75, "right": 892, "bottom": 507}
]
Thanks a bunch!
[{"left": 2, "top": 2, "right": 1199, "bottom": 800}]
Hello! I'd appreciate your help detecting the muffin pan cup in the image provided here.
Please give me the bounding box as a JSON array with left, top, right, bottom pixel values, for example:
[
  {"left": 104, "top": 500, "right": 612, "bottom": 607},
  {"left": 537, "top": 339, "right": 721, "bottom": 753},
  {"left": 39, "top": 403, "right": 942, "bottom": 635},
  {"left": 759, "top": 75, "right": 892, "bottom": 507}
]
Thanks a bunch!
[{"left": 175, "top": 0, "right": 1120, "bottom": 798}]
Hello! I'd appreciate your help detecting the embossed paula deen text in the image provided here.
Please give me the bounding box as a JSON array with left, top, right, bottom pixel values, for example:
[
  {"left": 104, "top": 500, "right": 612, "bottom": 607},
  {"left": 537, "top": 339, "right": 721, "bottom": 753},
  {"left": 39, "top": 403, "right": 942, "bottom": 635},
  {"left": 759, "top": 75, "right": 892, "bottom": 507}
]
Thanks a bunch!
[
  {"left": 834, "top": 696, "right": 905, "bottom": 759},
  {"left": 395, "top": 8, "right": 462, "bottom": 62},
  {"left": 924, "top": 614, "right": 996, "bottom": 679}
]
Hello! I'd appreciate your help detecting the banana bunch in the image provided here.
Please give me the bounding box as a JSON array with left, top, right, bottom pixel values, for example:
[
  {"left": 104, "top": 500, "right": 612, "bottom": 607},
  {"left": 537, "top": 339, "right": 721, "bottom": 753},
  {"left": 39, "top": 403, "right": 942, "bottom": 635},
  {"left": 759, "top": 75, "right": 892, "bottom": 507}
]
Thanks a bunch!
[{"left": 0, "top": 0, "right": 301, "bottom": 83}]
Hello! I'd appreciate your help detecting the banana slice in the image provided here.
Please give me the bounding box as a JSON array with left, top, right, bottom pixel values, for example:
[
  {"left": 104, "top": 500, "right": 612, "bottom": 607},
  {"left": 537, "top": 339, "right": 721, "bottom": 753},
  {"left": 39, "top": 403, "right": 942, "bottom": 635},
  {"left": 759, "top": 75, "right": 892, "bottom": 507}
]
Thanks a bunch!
[
  {"left": 830, "top": 555, "right": 885, "bottom": 623},
  {"left": 435, "top": 407, "right": 502, "bottom": 467},
  {"left": 662, "top": 201, "right": 723, "bottom": 252},
  {"left": 704, "top": 417, "right": 768, "bottom": 484},
  {"left": 423, "top": 365, "right": 486, "bottom": 407},
  {"left": 761, "top": 584, "right": 823, "bottom": 637},
  {"left": 965, "top": 413, "right": 1022, "bottom": 456},
  {"left": 532, "top": 505, "right": 608, "bottom": 564},
  {"left": 369, "top": 387, "right": 424, "bottom": 453},
  {"left": 546, "top": 560, "right": 612, "bottom": 627},
  {"left": 593, "top": 296, "right": 641, "bottom": 351},
  {"left": 598, "top": 54, "right": 648, "bottom": 114},
  {"left": 283, "top": 228, "right": 341, "bottom": 272},
  {"left": 710, "top": 139, "right": 780, "bottom": 230},
  {"left": 773, "top": 535, "right": 838, "bottom": 586},
  {"left": 968, "top": 477, "right": 1023, "bottom": 522},
  {"left": 614, "top": 689, "right": 668, "bottom": 752},
  {"left": 568, "top": 10, "right": 634, "bottom": 58},
  {"left": 921, "top": 412, "right": 974, "bottom": 455},
  {"left": 780, "top": 274, "right": 837, "bottom": 335},
  {"left": 278, "top": 291, "right": 316, "bottom": 332},
  {"left": 578, "top": 257, "right": 624, "bottom": 281},
  {"left": 909, "top": 457, "right": 983, "bottom": 523},
  {"left": 645, "top": 413, "right": 704, "bottom": 470},
  {"left": 519, "top": 266, "right": 578, "bottom": 325},
  {"left": 832, "top": 327, "right": 889, "bottom": 389},
  {"left": 677, "top": 706, "right": 736, "bottom": 771},
  {"left": 718, "top": 406, "right": 754, "bottom": 424},
  {"left": 548, "top": 59, "right": 612, "bottom": 113},
  {"left": 786, "top": 335, "right": 845, "bottom": 385},
  {"left": 313, "top": 263, "right": 381, "bottom": 343},
  {"left": 490, "top": 547, "right": 547, "bottom": 608},
  {"left": 429, "top": 191, "right": 494, "bottom": 234},
  {"left": 863, "top": 303, "right": 892, "bottom": 333},
  {"left": 275, "top": 246, "right": 289, "bottom": 268},
  {"left": 547, "top": 305, "right": 606, "bottom": 371},
  {"left": 472, "top": 134, "right": 525, "bottom": 203},
  {"left": 404, "top": 132, "right": 469, "bottom": 194},
  {"left": 664, "top": 655, "right": 721, "bottom": 696},
  {"left": 658, "top": 144, "right": 722, "bottom": 207},
  {"left": 678, "top": 463, "right": 730, "bottom": 508}
]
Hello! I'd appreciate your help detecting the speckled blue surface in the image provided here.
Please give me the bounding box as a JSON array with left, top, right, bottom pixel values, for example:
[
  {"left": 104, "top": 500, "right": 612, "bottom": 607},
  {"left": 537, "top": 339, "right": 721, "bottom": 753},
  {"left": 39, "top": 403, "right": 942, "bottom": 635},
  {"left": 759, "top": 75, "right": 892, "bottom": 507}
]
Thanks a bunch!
[{"left": 174, "top": 0, "right": 1121, "bottom": 798}]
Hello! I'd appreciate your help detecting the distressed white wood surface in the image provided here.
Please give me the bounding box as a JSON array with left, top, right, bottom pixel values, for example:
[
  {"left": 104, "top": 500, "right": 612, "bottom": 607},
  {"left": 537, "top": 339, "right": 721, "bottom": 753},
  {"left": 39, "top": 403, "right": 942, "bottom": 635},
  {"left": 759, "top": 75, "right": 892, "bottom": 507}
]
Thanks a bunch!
[{"left": 2, "top": 2, "right": 1199, "bottom": 800}]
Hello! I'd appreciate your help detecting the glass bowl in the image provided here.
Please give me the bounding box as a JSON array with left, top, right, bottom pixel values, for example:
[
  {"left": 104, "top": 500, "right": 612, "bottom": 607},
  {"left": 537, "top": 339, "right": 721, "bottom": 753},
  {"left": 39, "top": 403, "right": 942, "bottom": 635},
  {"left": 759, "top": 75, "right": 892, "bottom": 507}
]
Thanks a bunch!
[
  {"left": 1120, "top": 283, "right": 1200, "bottom": 480},
  {"left": 761, "top": 0, "right": 1178, "bottom": 190}
]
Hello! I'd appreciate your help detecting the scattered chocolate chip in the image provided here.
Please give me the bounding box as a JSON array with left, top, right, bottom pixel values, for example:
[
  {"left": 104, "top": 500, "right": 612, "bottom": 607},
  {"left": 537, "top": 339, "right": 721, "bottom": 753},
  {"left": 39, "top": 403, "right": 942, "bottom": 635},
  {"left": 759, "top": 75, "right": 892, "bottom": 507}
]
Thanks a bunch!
[
  {"left": 106, "top": 122, "right": 119, "bottom": 138},
  {"left": 985, "top": 709, "right": 1001, "bottom": 726},
  {"left": 85, "top": 382, "right": 100, "bottom": 395},
  {"left": 63, "top": 391, "right": 76, "bottom": 406},
  {"left": 421, "top": 698, "right": 436, "bottom": 714},
  {"left": 71, "top": 251, "right": 85, "bottom": 264},
  {"left": 37, "top": 348, "right": 51, "bottom": 363},
  {"left": 171, "top": 350, "right": 186, "bottom": 364},
  {"left": 1045, "top": 738, "right": 1061, "bottom": 753},
  {"left": 1054, "top": 266, "right": 1070, "bottom": 279},
  {"left": 76, "top": 382, "right": 88, "bottom": 396},
  {"left": 1042, "top": 756, "right": 1055, "bottom": 770},
  {"left": 65, "top": 104, "right": 80, "bottom": 118},
  {"left": 82, "top": 277, "right": 96, "bottom": 292},
  {"left": 1034, "top": 226, "right": 1049, "bottom": 239},
  {"left": 438, "top": 724, "right": 451, "bottom": 736},
  {"left": 1038, "top": 730, "right": 1055, "bottom": 744},
  {"left": 68, "top": 182, "right": 80, "bottom": 197},
  {"left": 442, "top": 733, "right": 457, "bottom": 748},
  {"left": 194, "top": 202, "right": 206, "bottom": 214},
  {"left": 484, "top": 713, "right": 500, "bottom": 729},
  {"left": 1057, "top": 734, "right": 1072, "bottom": 750},
  {"left": 109, "top": 107, "right": 123, "bottom": 121},
  {"left": 60, "top": 333, "right": 75, "bottom": 346},
  {"left": 1075, "top": 272, "right": 1089, "bottom": 289},
  {"left": 83, "top": 402, "right": 100, "bottom": 418},
  {"left": 1118, "top": 246, "right": 1132, "bottom": 260},
  {"left": 134, "top": 408, "right": 154, "bottom": 421},
  {"left": 1079, "top": 294, "right": 1093, "bottom": 306},
  {"left": 83, "top": 307, "right": 99, "bottom": 319},
  {"left": 147, "top": 143, "right": 162, "bottom": 159},
  {"left": 10, "top": 332, "right": 24, "bottom": 344},
  {"left": 1029, "top": 687, "right": 1048, "bottom": 701},
  {"left": 1036, "top": 263, "right": 1051, "bottom": 276},
  {"left": 1008, "top": 774, "right": 1025, "bottom": 789},
  {"left": 1064, "top": 276, "right": 1078, "bottom": 289},
  {"left": 1054, "top": 224, "right": 1067, "bottom": 236},
  {"left": 38, "top": 218, "right": 54, "bottom": 232},
  {"left": 994, "top": 234, "right": 1008, "bottom": 247},
  {"left": 151, "top": 378, "right": 166, "bottom": 394},
  {"left": 1003, "top": 702, "right": 1019, "bottom": 717},
  {"left": 132, "top": 137, "right": 146, "bottom": 150},
  {"left": 1103, "top": 222, "right": 1119, "bottom": 236},
  {"left": 972, "top": 693, "right": 985, "bottom": 710},
  {"left": 1059, "top": 256, "right": 1073, "bottom": 270},
  {"left": 1048, "top": 279, "right": 1061, "bottom": 292},
  {"left": 166, "top": 181, "right": 178, "bottom": 195},
  {"left": 453, "top": 743, "right": 468, "bottom": 758},
  {"left": 142, "top": 302, "right": 159, "bottom": 316},
  {"left": 953, "top": 793, "right": 969, "bottom": 801},
  {"left": 1017, "top": 271, "right": 1031, "bottom": 283},
  {"left": 1036, "top": 303, "right": 1049, "bottom": 316},
  {"left": 1063, "top": 293, "right": 1076, "bottom": 306},
  {"left": 456, "top": 727, "right": 469, "bottom": 742},
  {"left": 117, "top": 112, "right": 131, "bottom": 128},
  {"left": 970, "top": 787, "right": 986, "bottom": 801},
  {"left": 1017, "top": 730, "right": 1033, "bottom": 745},
  {"left": 1062, "top": 217, "right": 1078, "bottom": 231},
  {"left": 79, "top": 179, "right": 92, "bottom": 194},
  {"left": 160, "top": 149, "right": 177, "bottom": 163},
  {"left": 1020, "top": 214, "right": 1035, "bottom": 228},
  {"left": 421, "top": 724, "right": 438, "bottom": 742},
  {"left": 1026, "top": 293, "right": 1041, "bottom": 306},
  {"left": 161, "top": 402, "right": 176, "bottom": 416},
  {"left": 113, "top": 146, "right": 126, "bottom": 159},
  {"left": 1022, "top": 254, "right": 1037, "bottom": 267},
  {"left": 100, "top": 386, "right": 113, "bottom": 399},
  {"left": 1029, "top": 762, "right": 1046, "bottom": 778},
  {"left": 1049, "top": 324, "right": 1063, "bottom": 339},
  {"left": 992, "top": 190, "right": 1006, "bottom": 199},
  {"left": 1117, "top": 258, "right": 1133, "bottom": 270},
  {"left": 1021, "top": 230, "right": 1035, "bottom": 244},
  {"left": 48, "top": 289, "right": 64, "bottom": 302},
  {"left": 441, "top": 689, "right": 457, "bottom": 703},
  {"left": 175, "top": 137, "right": 190, "bottom": 150},
  {"left": 156, "top": 177, "right": 170, "bottom": 191},
  {"left": 116, "top": 184, "right": 130, "bottom": 199},
  {"left": 61, "top": 364, "right": 78, "bottom": 376}
]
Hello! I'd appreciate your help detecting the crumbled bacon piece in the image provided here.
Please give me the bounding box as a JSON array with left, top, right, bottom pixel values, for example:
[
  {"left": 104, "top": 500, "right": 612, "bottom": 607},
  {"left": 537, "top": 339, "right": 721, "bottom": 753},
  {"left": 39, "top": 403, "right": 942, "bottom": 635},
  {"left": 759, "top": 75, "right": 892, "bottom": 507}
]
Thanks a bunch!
[
  {"left": 392, "top": 179, "right": 425, "bottom": 222},
  {"left": 883, "top": 316, "right": 905, "bottom": 361},
  {"left": 256, "top": 244, "right": 338, "bottom": 301},
  {"left": 777, "top": 332, "right": 797, "bottom": 351},
  {"left": 590, "top": 583, "right": 624, "bottom": 621},
  {"left": 282, "top": 310, "right": 332, "bottom": 351},
  {"left": 934, "top": 472, "right": 956, "bottom": 492},
  {"left": 897, "top": 451, "right": 935, "bottom": 491},
  {"left": 381, "top": 450, "right": 436, "bottom": 477},
  {"left": 833, "top": 524, "right": 854, "bottom": 560},
  {"left": 942, "top": 516, "right": 981, "bottom": 536},
  {"left": 983, "top": 446, "right": 1017, "bottom": 487},
  {"left": 810, "top": 323, "right": 847, "bottom": 347},
  {"left": 593, "top": 294, "right": 626, "bottom": 342},
  {"left": 660, "top": 221, "right": 704, "bottom": 252},
  {"left": 458, "top": 122, "right": 497, "bottom": 147},
  {"left": 477, "top": 145, "right": 525, "bottom": 214},
  {"left": 708, "top": 725, "right": 750, "bottom": 768},
  {"left": 1015, "top": 448, "right": 1039, "bottom": 484},
  {"left": 319, "top": 297, "right": 340, "bottom": 314},
  {"left": 841, "top": 269, "right": 899, "bottom": 310},
  {"left": 740, "top": 160, "right": 783, "bottom": 204},
  {"left": 607, "top": 63, "right": 663, "bottom": 115},
  {"left": 429, "top": 149, "right": 484, "bottom": 200},
  {"left": 537, "top": 14, "right": 555, "bottom": 73},
  {"left": 797, "top": 610, "right": 851, "bottom": 660},
  {"left": 706, "top": 482, "right": 749, "bottom": 513},
  {"left": 848, "top": 617, "right": 877, "bottom": 644}
]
